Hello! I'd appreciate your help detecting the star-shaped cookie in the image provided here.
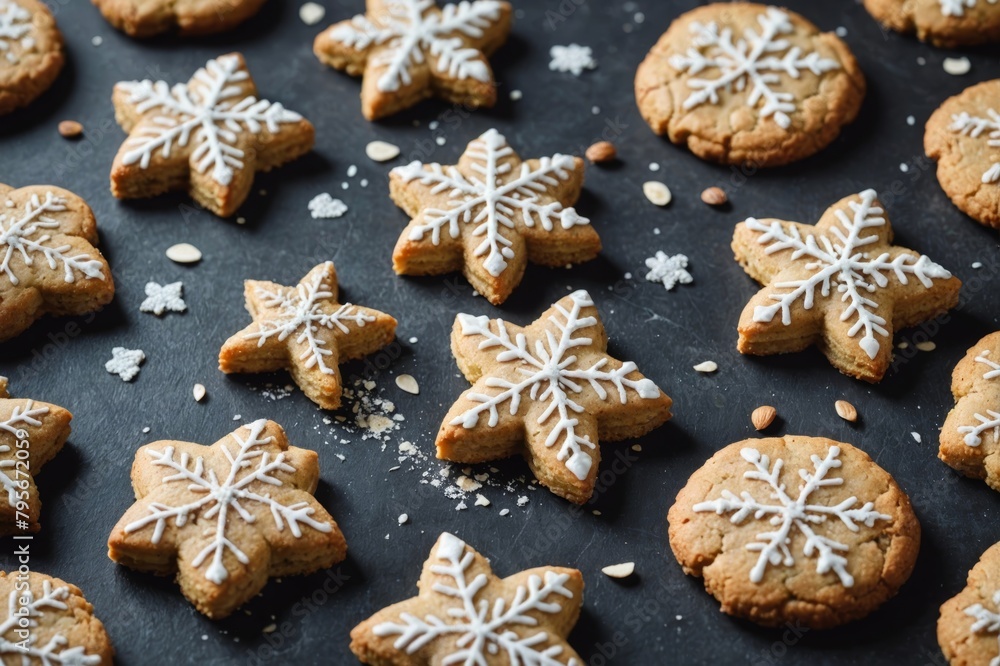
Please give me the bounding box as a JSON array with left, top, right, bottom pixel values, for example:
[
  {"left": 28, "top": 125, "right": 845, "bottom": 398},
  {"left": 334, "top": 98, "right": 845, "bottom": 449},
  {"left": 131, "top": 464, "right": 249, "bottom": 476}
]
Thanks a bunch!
[
  {"left": 940, "top": 332, "right": 1000, "bottom": 488},
  {"left": 92, "top": 0, "right": 267, "bottom": 37},
  {"left": 0, "top": 377, "right": 72, "bottom": 535},
  {"left": 390, "top": 128, "right": 602, "bottom": 305},
  {"left": 437, "top": 290, "right": 672, "bottom": 503},
  {"left": 0, "top": 184, "right": 113, "bottom": 342},
  {"left": 107, "top": 419, "right": 347, "bottom": 619},
  {"left": 219, "top": 261, "right": 397, "bottom": 410},
  {"left": 110, "top": 53, "right": 314, "bottom": 218},
  {"left": 732, "top": 189, "right": 961, "bottom": 382},
  {"left": 351, "top": 532, "right": 584, "bottom": 665},
  {"left": 313, "top": 0, "right": 513, "bottom": 120}
]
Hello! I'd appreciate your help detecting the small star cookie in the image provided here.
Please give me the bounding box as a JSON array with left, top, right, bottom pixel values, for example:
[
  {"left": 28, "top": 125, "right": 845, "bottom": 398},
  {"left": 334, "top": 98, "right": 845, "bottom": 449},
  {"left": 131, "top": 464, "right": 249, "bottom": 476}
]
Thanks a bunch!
[
  {"left": 0, "top": 184, "right": 114, "bottom": 342},
  {"left": 0, "top": 0, "right": 63, "bottom": 116},
  {"left": 939, "top": 332, "right": 1000, "bottom": 487},
  {"left": 0, "top": 571, "right": 113, "bottom": 664},
  {"left": 939, "top": 541, "right": 1000, "bottom": 666},
  {"left": 219, "top": 262, "right": 398, "bottom": 410},
  {"left": 634, "top": 3, "right": 865, "bottom": 166},
  {"left": 732, "top": 189, "right": 960, "bottom": 382},
  {"left": 437, "top": 290, "right": 672, "bottom": 503},
  {"left": 351, "top": 532, "right": 584, "bottom": 665},
  {"left": 865, "top": 0, "right": 1000, "bottom": 47},
  {"left": 107, "top": 419, "right": 347, "bottom": 619},
  {"left": 668, "top": 435, "right": 920, "bottom": 628},
  {"left": 314, "top": 0, "right": 513, "bottom": 120},
  {"left": 0, "top": 377, "right": 73, "bottom": 535},
  {"left": 92, "top": 0, "right": 267, "bottom": 37},
  {"left": 390, "top": 128, "right": 601, "bottom": 305},
  {"left": 110, "top": 53, "right": 315, "bottom": 218}
]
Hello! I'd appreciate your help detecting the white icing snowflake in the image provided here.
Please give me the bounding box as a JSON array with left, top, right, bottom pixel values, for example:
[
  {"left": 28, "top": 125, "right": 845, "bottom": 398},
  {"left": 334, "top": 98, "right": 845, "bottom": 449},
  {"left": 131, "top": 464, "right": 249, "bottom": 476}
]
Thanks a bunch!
[
  {"left": 0, "top": 191, "right": 106, "bottom": 287},
  {"left": 118, "top": 55, "right": 303, "bottom": 187},
  {"left": 139, "top": 281, "right": 186, "bottom": 315},
  {"left": 308, "top": 193, "right": 348, "bottom": 219},
  {"left": 0, "top": 579, "right": 100, "bottom": 665},
  {"left": 950, "top": 109, "right": 1000, "bottom": 184},
  {"left": 669, "top": 6, "right": 840, "bottom": 128},
  {"left": 105, "top": 347, "right": 145, "bottom": 382},
  {"left": 329, "top": 0, "right": 503, "bottom": 93},
  {"left": 548, "top": 43, "right": 597, "bottom": 76},
  {"left": 245, "top": 267, "right": 374, "bottom": 375},
  {"left": 373, "top": 533, "right": 580, "bottom": 666},
  {"left": 694, "top": 445, "right": 892, "bottom": 585},
  {"left": 393, "top": 128, "right": 590, "bottom": 277},
  {"left": 0, "top": 0, "right": 31, "bottom": 65},
  {"left": 0, "top": 399, "right": 48, "bottom": 508},
  {"left": 966, "top": 590, "right": 1000, "bottom": 666},
  {"left": 746, "top": 188, "right": 952, "bottom": 360},
  {"left": 123, "top": 419, "right": 333, "bottom": 584},
  {"left": 453, "top": 290, "right": 660, "bottom": 480},
  {"left": 940, "top": 0, "right": 998, "bottom": 17},
  {"left": 959, "top": 350, "right": 1000, "bottom": 446},
  {"left": 644, "top": 251, "right": 693, "bottom": 291}
]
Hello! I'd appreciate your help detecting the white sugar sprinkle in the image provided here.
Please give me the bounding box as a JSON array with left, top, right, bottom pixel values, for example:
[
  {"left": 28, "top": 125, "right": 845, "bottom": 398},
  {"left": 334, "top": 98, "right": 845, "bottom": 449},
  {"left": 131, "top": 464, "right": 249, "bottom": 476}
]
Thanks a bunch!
[
  {"left": 510, "top": 90, "right": 522, "bottom": 100},
  {"left": 308, "top": 193, "right": 347, "bottom": 219},
  {"left": 398, "top": 513, "right": 408, "bottom": 525},
  {"left": 299, "top": 2, "right": 325, "bottom": 25},
  {"left": 693, "top": 360, "right": 718, "bottom": 373},
  {"left": 943, "top": 56, "right": 971, "bottom": 75}
]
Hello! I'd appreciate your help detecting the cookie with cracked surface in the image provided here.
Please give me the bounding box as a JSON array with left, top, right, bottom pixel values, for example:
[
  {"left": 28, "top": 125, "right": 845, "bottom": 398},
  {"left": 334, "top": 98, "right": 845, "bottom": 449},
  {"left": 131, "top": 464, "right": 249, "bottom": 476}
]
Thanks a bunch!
[
  {"left": 926, "top": 79, "right": 1000, "bottom": 228},
  {"left": 634, "top": 3, "right": 865, "bottom": 167},
  {"left": 864, "top": 0, "right": 1000, "bottom": 47},
  {"left": 668, "top": 435, "right": 920, "bottom": 628},
  {"left": 0, "top": 0, "right": 63, "bottom": 116},
  {"left": 939, "top": 541, "right": 1000, "bottom": 666},
  {"left": 92, "top": 0, "right": 267, "bottom": 37}
]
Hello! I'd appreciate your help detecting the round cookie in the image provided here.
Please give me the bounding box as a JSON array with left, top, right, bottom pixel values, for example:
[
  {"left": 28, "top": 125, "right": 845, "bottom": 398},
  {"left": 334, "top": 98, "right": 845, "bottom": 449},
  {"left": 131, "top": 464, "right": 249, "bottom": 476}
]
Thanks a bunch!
[
  {"left": 634, "top": 3, "right": 865, "bottom": 167},
  {"left": 668, "top": 435, "right": 920, "bottom": 629},
  {"left": 938, "top": 542, "right": 1000, "bottom": 665},
  {"left": 91, "top": 0, "right": 267, "bottom": 37},
  {"left": 926, "top": 80, "right": 1000, "bottom": 228},
  {"left": 864, "top": 0, "right": 1000, "bottom": 47},
  {"left": 0, "top": 0, "right": 63, "bottom": 116}
]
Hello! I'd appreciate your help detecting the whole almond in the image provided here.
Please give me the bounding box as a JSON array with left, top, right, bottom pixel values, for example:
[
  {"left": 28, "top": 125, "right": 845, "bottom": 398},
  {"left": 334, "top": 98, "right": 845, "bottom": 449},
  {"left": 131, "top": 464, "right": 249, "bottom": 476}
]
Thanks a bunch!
[
  {"left": 58, "top": 120, "right": 83, "bottom": 138},
  {"left": 751, "top": 405, "right": 776, "bottom": 431},
  {"left": 835, "top": 399, "right": 858, "bottom": 422},
  {"left": 586, "top": 141, "right": 616, "bottom": 163},
  {"left": 701, "top": 186, "right": 727, "bottom": 206}
]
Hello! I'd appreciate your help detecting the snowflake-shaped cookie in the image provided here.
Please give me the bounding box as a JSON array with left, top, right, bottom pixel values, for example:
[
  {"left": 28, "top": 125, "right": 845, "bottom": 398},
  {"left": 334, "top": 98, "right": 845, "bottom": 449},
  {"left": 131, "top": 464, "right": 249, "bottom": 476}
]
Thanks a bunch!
[
  {"left": 0, "top": 572, "right": 112, "bottom": 665},
  {"left": 644, "top": 251, "right": 693, "bottom": 291},
  {"left": 390, "top": 128, "right": 601, "bottom": 305},
  {"left": 0, "top": 378, "right": 72, "bottom": 535},
  {"left": 220, "top": 262, "right": 397, "bottom": 410},
  {"left": 314, "top": 0, "right": 512, "bottom": 119},
  {"left": 733, "top": 189, "right": 959, "bottom": 382},
  {"left": 110, "top": 53, "right": 314, "bottom": 217},
  {"left": 351, "top": 532, "right": 583, "bottom": 665},
  {"left": 108, "top": 419, "right": 347, "bottom": 618},
  {"left": 139, "top": 281, "right": 186, "bottom": 315},
  {"left": 438, "top": 290, "right": 672, "bottom": 503},
  {"left": 0, "top": 184, "right": 113, "bottom": 342},
  {"left": 92, "top": 0, "right": 266, "bottom": 37}
]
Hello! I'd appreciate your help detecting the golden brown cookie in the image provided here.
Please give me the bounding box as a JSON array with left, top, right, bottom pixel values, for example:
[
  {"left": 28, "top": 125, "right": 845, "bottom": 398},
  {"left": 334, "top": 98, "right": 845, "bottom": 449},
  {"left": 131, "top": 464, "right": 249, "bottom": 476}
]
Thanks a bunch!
[
  {"left": 939, "top": 332, "right": 1000, "bottom": 489},
  {"left": 219, "top": 261, "right": 397, "bottom": 410},
  {"left": 0, "top": 0, "right": 63, "bottom": 116},
  {"left": 926, "top": 79, "right": 1000, "bottom": 228},
  {"left": 92, "top": 0, "right": 267, "bottom": 37},
  {"left": 390, "top": 128, "right": 601, "bottom": 305},
  {"left": 634, "top": 3, "right": 865, "bottom": 167},
  {"left": 351, "top": 532, "right": 583, "bottom": 665},
  {"left": 865, "top": 0, "right": 1000, "bottom": 47},
  {"left": 0, "top": 378, "right": 72, "bottom": 536},
  {"left": 437, "top": 290, "right": 672, "bottom": 504},
  {"left": 0, "top": 571, "right": 113, "bottom": 664},
  {"left": 668, "top": 435, "right": 920, "bottom": 629},
  {"left": 110, "top": 53, "right": 315, "bottom": 218},
  {"left": 107, "top": 419, "right": 347, "bottom": 619},
  {"left": 313, "top": 0, "right": 512, "bottom": 120},
  {"left": 0, "top": 184, "right": 114, "bottom": 342},
  {"left": 939, "top": 541, "right": 1000, "bottom": 666},
  {"left": 732, "top": 189, "right": 961, "bottom": 382}
]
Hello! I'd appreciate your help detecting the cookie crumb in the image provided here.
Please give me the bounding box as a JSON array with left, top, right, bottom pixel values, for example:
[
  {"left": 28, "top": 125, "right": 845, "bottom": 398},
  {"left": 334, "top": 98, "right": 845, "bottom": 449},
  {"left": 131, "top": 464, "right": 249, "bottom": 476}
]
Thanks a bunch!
[
  {"left": 474, "top": 494, "right": 490, "bottom": 507},
  {"left": 642, "top": 181, "right": 672, "bottom": 206},
  {"left": 516, "top": 495, "right": 529, "bottom": 507},
  {"left": 165, "top": 243, "right": 202, "bottom": 264},
  {"left": 395, "top": 374, "right": 419, "bottom": 395},
  {"left": 299, "top": 2, "right": 325, "bottom": 25},
  {"left": 693, "top": 360, "right": 717, "bottom": 373},
  {"left": 308, "top": 193, "right": 347, "bottom": 219},
  {"left": 548, "top": 44, "right": 597, "bottom": 76},
  {"left": 58, "top": 120, "right": 83, "bottom": 138},
  {"left": 601, "top": 562, "right": 635, "bottom": 579},
  {"left": 943, "top": 56, "right": 971, "bottom": 76},
  {"left": 366, "top": 140, "right": 401, "bottom": 162}
]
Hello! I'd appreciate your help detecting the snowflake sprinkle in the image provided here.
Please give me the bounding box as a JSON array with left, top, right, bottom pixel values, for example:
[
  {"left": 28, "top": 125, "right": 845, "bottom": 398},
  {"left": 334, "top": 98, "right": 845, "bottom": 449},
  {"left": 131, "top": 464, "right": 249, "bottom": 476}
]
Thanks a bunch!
[
  {"left": 139, "top": 281, "right": 186, "bottom": 315},
  {"left": 549, "top": 43, "right": 597, "bottom": 76},
  {"left": 105, "top": 347, "right": 145, "bottom": 381},
  {"left": 644, "top": 251, "right": 693, "bottom": 291},
  {"left": 694, "top": 445, "right": 892, "bottom": 585}
]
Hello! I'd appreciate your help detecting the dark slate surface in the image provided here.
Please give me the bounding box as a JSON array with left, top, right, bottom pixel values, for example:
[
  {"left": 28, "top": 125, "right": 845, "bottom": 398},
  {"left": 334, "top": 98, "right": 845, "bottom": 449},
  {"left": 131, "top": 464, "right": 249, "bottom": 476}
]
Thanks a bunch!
[{"left": 1, "top": 0, "right": 999, "bottom": 663}]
